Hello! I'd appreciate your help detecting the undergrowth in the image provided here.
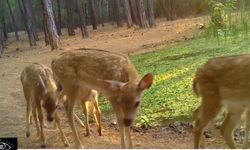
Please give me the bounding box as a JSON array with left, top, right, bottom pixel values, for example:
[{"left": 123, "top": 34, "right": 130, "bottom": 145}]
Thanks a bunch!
[{"left": 99, "top": 35, "right": 250, "bottom": 127}]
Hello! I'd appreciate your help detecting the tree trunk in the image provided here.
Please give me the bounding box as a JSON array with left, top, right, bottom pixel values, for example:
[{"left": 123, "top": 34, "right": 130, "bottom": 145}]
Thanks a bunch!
[
  {"left": 113, "top": 0, "right": 122, "bottom": 27},
  {"left": 100, "top": 0, "right": 104, "bottom": 27},
  {"left": 42, "top": 0, "right": 60, "bottom": 50},
  {"left": 108, "top": 0, "right": 114, "bottom": 25},
  {"left": 76, "top": 0, "right": 88, "bottom": 38},
  {"left": 24, "top": 0, "right": 39, "bottom": 41},
  {"left": 41, "top": 0, "right": 50, "bottom": 46},
  {"left": 18, "top": 0, "right": 36, "bottom": 46},
  {"left": 2, "top": 18, "right": 7, "bottom": 40},
  {"left": 159, "top": 0, "right": 169, "bottom": 20},
  {"left": 147, "top": 0, "right": 155, "bottom": 27},
  {"left": 6, "top": 0, "right": 19, "bottom": 40},
  {"left": 136, "top": 0, "right": 148, "bottom": 28},
  {"left": 0, "top": 1, "right": 4, "bottom": 54},
  {"left": 89, "top": 0, "right": 98, "bottom": 30},
  {"left": 129, "top": 0, "right": 139, "bottom": 25},
  {"left": 65, "top": 0, "right": 75, "bottom": 35},
  {"left": 0, "top": 24, "right": 3, "bottom": 55},
  {"left": 56, "top": 0, "right": 62, "bottom": 35},
  {"left": 124, "top": 0, "right": 133, "bottom": 28}
]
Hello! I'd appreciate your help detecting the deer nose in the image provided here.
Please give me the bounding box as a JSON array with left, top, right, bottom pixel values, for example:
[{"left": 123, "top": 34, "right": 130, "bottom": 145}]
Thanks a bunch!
[
  {"left": 123, "top": 118, "right": 133, "bottom": 126},
  {"left": 47, "top": 117, "right": 54, "bottom": 122}
]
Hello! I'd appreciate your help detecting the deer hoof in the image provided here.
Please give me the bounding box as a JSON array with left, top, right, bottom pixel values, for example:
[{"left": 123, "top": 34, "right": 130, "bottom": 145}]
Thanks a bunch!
[
  {"left": 41, "top": 144, "right": 46, "bottom": 148},
  {"left": 84, "top": 133, "right": 90, "bottom": 137},
  {"left": 64, "top": 142, "right": 70, "bottom": 147},
  {"left": 26, "top": 132, "right": 30, "bottom": 137}
]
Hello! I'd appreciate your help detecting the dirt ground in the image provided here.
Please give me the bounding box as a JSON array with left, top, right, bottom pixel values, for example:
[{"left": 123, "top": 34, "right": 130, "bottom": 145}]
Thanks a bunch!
[{"left": 0, "top": 17, "right": 233, "bottom": 149}]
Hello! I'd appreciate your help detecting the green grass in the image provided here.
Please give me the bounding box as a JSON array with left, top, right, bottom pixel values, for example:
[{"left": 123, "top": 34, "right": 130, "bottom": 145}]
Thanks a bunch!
[{"left": 99, "top": 35, "right": 250, "bottom": 127}]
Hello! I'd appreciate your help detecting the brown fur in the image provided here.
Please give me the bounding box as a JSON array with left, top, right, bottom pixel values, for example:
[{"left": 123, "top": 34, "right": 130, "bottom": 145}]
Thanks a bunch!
[
  {"left": 21, "top": 63, "right": 69, "bottom": 148},
  {"left": 51, "top": 49, "right": 153, "bottom": 148},
  {"left": 193, "top": 54, "right": 250, "bottom": 149}
]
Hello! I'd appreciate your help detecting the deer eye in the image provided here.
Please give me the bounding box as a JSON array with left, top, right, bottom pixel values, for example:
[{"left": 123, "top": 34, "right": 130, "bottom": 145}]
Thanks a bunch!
[{"left": 134, "top": 101, "right": 140, "bottom": 108}]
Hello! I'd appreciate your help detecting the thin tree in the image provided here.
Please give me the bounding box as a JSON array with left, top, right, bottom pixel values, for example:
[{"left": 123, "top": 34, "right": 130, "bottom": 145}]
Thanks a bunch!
[
  {"left": 41, "top": 0, "right": 50, "bottom": 46},
  {"left": 108, "top": 0, "right": 114, "bottom": 25},
  {"left": 56, "top": 0, "right": 62, "bottom": 35},
  {"left": 136, "top": 0, "right": 149, "bottom": 28},
  {"left": 6, "top": 0, "right": 19, "bottom": 40},
  {"left": 124, "top": 0, "right": 133, "bottom": 28},
  {"left": 18, "top": 0, "right": 36, "bottom": 46},
  {"left": 65, "top": 0, "right": 75, "bottom": 35},
  {"left": 89, "top": 0, "right": 98, "bottom": 29},
  {"left": 42, "top": 0, "right": 60, "bottom": 50},
  {"left": 113, "top": 0, "right": 122, "bottom": 27},
  {"left": 0, "top": 1, "right": 4, "bottom": 54},
  {"left": 23, "top": 0, "right": 39, "bottom": 41},
  {"left": 129, "top": 0, "right": 139, "bottom": 25},
  {"left": 76, "top": 0, "right": 88, "bottom": 38},
  {"left": 147, "top": 0, "right": 155, "bottom": 27}
]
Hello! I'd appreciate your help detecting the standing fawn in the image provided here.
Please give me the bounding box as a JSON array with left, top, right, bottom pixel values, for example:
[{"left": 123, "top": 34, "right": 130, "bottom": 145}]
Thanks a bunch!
[
  {"left": 51, "top": 48, "right": 153, "bottom": 148},
  {"left": 60, "top": 89, "right": 102, "bottom": 136},
  {"left": 21, "top": 63, "right": 69, "bottom": 148},
  {"left": 193, "top": 54, "right": 250, "bottom": 148}
]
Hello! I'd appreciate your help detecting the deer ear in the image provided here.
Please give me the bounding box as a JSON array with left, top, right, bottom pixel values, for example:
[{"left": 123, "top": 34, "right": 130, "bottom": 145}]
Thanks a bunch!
[
  {"left": 38, "top": 75, "right": 48, "bottom": 94},
  {"left": 137, "top": 73, "right": 154, "bottom": 91},
  {"left": 100, "top": 80, "right": 125, "bottom": 91}
]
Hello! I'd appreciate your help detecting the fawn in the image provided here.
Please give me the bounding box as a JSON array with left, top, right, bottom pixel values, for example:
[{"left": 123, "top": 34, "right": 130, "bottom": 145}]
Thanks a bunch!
[
  {"left": 21, "top": 63, "right": 69, "bottom": 148},
  {"left": 193, "top": 54, "right": 250, "bottom": 148},
  {"left": 60, "top": 89, "right": 102, "bottom": 136},
  {"left": 51, "top": 48, "right": 153, "bottom": 148}
]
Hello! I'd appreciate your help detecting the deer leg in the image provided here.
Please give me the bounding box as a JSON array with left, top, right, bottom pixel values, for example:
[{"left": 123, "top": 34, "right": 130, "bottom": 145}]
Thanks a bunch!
[
  {"left": 36, "top": 101, "right": 46, "bottom": 148},
  {"left": 65, "top": 92, "right": 83, "bottom": 148},
  {"left": 26, "top": 100, "right": 32, "bottom": 138},
  {"left": 82, "top": 101, "right": 90, "bottom": 136},
  {"left": 92, "top": 99, "right": 103, "bottom": 136},
  {"left": 118, "top": 120, "right": 126, "bottom": 148},
  {"left": 124, "top": 126, "right": 132, "bottom": 148},
  {"left": 32, "top": 107, "right": 40, "bottom": 137},
  {"left": 74, "top": 113, "right": 85, "bottom": 128},
  {"left": 243, "top": 110, "right": 250, "bottom": 149},
  {"left": 194, "top": 100, "right": 221, "bottom": 148},
  {"left": 220, "top": 108, "right": 243, "bottom": 149},
  {"left": 55, "top": 111, "right": 69, "bottom": 147}
]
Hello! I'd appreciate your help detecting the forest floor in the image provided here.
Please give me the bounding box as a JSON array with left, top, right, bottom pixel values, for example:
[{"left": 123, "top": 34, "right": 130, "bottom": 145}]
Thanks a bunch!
[{"left": 0, "top": 17, "right": 234, "bottom": 148}]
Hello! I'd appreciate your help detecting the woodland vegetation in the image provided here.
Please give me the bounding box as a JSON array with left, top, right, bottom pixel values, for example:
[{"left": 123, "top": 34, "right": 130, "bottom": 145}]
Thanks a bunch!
[{"left": 1, "top": 0, "right": 250, "bottom": 127}]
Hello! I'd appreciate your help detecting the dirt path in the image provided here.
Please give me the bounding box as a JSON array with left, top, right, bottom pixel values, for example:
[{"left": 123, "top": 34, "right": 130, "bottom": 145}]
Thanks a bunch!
[{"left": 0, "top": 17, "right": 232, "bottom": 149}]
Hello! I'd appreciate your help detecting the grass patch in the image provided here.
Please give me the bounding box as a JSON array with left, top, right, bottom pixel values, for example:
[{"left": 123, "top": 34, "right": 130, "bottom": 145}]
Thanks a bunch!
[{"left": 100, "top": 35, "right": 250, "bottom": 127}]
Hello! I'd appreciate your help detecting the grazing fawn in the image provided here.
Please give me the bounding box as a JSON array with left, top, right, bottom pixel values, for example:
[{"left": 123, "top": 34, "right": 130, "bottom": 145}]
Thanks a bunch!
[
  {"left": 193, "top": 54, "right": 250, "bottom": 148},
  {"left": 60, "top": 89, "right": 102, "bottom": 136},
  {"left": 51, "top": 48, "right": 153, "bottom": 148},
  {"left": 21, "top": 63, "right": 69, "bottom": 148}
]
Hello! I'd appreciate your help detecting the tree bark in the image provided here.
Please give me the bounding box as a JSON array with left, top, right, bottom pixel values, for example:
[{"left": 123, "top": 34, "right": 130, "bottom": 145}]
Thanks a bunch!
[
  {"left": 89, "top": 0, "right": 98, "bottom": 30},
  {"left": 41, "top": 0, "right": 50, "bottom": 46},
  {"left": 0, "top": 24, "right": 3, "bottom": 54},
  {"left": 147, "top": 0, "right": 155, "bottom": 27},
  {"left": 42, "top": 0, "right": 60, "bottom": 50},
  {"left": 24, "top": 0, "right": 39, "bottom": 41},
  {"left": 2, "top": 18, "right": 7, "bottom": 40},
  {"left": 6, "top": 0, "right": 19, "bottom": 40},
  {"left": 0, "top": 1, "right": 4, "bottom": 54},
  {"left": 129, "top": 0, "right": 139, "bottom": 25},
  {"left": 108, "top": 0, "right": 114, "bottom": 25},
  {"left": 100, "top": 0, "right": 104, "bottom": 27},
  {"left": 56, "top": 0, "right": 62, "bottom": 35},
  {"left": 113, "top": 0, "right": 122, "bottom": 27},
  {"left": 76, "top": 0, "right": 88, "bottom": 38},
  {"left": 136, "top": 0, "right": 148, "bottom": 28},
  {"left": 18, "top": 0, "right": 36, "bottom": 46},
  {"left": 124, "top": 0, "right": 133, "bottom": 28},
  {"left": 65, "top": 0, "right": 75, "bottom": 35}
]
